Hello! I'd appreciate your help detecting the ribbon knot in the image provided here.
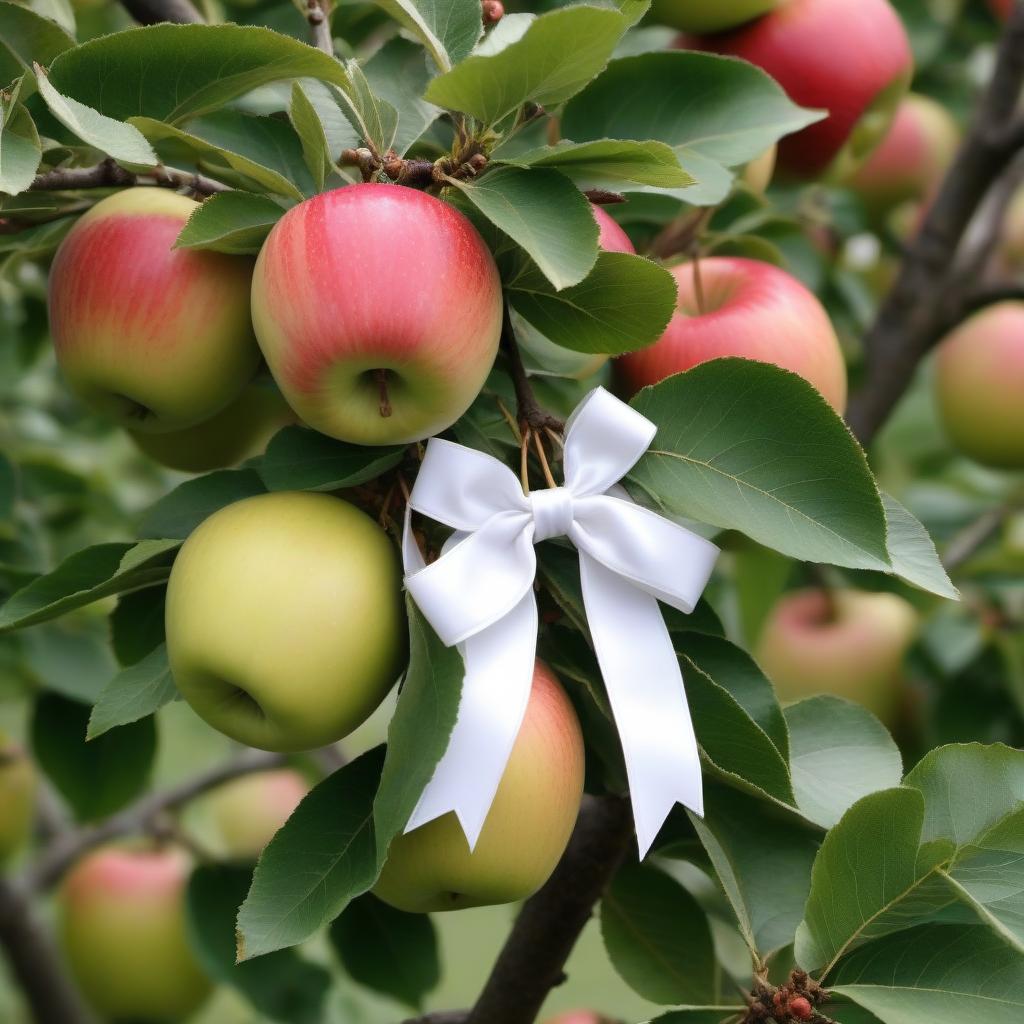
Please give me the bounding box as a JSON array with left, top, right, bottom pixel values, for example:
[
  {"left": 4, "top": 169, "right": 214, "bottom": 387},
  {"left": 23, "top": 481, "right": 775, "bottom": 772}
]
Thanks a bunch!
[
  {"left": 530, "top": 486, "right": 575, "bottom": 542},
  {"left": 402, "top": 387, "right": 720, "bottom": 857}
]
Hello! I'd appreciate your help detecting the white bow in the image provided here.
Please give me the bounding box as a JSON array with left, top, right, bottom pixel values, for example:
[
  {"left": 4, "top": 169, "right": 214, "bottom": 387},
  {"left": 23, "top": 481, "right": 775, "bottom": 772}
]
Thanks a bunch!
[{"left": 402, "top": 387, "right": 719, "bottom": 857}]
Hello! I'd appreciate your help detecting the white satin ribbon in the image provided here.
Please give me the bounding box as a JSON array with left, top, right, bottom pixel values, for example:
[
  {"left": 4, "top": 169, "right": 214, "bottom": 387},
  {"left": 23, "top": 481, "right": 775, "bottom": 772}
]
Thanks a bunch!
[{"left": 401, "top": 387, "right": 720, "bottom": 857}]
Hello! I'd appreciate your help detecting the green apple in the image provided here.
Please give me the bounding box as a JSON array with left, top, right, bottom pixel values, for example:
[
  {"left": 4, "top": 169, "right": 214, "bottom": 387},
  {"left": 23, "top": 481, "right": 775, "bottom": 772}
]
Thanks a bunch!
[
  {"left": 129, "top": 378, "right": 295, "bottom": 473},
  {"left": 756, "top": 588, "right": 918, "bottom": 724},
  {"left": 207, "top": 768, "right": 308, "bottom": 860},
  {"left": 374, "top": 661, "right": 585, "bottom": 912},
  {"left": 0, "top": 739, "right": 35, "bottom": 863},
  {"left": 58, "top": 845, "right": 212, "bottom": 1022},
  {"left": 166, "top": 491, "right": 406, "bottom": 752},
  {"left": 651, "top": 0, "right": 783, "bottom": 33},
  {"left": 742, "top": 143, "right": 777, "bottom": 193}
]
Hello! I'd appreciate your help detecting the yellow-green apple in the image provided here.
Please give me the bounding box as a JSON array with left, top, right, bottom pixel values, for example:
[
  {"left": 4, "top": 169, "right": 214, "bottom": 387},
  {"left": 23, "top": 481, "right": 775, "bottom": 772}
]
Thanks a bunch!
[
  {"left": 374, "top": 661, "right": 584, "bottom": 912},
  {"left": 251, "top": 183, "right": 502, "bottom": 445},
  {"left": 845, "top": 93, "right": 959, "bottom": 214},
  {"left": 756, "top": 588, "right": 918, "bottom": 724},
  {"left": 165, "top": 491, "right": 405, "bottom": 751},
  {"left": 651, "top": 0, "right": 783, "bottom": 32},
  {"left": 130, "top": 378, "right": 295, "bottom": 473},
  {"left": 742, "top": 143, "right": 777, "bottom": 193},
  {"left": 207, "top": 768, "right": 308, "bottom": 859},
  {"left": 57, "top": 845, "right": 211, "bottom": 1022},
  {"left": 679, "top": 0, "right": 913, "bottom": 180},
  {"left": 0, "top": 739, "right": 35, "bottom": 863},
  {"left": 517, "top": 203, "right": 635, "bottom": 379},
  {"left": 614, "top": 256, "right": 847, "bottom": 412},
  {"left": 48, "top": 188, "right": 260, "bottom": 433},
  {"left": 934, "top": 301, "right": 1024, "bottom": 468}
]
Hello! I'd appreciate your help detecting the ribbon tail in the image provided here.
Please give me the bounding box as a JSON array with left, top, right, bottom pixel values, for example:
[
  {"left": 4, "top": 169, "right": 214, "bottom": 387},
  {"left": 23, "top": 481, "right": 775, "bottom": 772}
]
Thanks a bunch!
[
  {"left": 404, "top": 590, "right": 539, "bottom": 850},
  {"left": 579, "top": 552, "right": 703, "bottom": 858}
]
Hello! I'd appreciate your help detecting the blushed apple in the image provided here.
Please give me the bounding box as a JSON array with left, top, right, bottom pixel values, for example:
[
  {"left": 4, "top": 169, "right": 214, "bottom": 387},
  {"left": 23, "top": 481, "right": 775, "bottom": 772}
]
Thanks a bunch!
[
  {"left": 0, "top": 739, "right": 35, "bottom": 863},
  {"left": 58, "top": 845, "right": 211, "bottom": 1022},
  {"left": 544, "top": 1014, "right": 614, "bottom": 1024},
  {"left": 651, "top": 0, "right": 782, "bottom": 33},
  {"left": 251, "top": 183, "right": 503, "bottom": 445},
  {"left": 373, "top": 661, "right": 584, "bottom": 913},
  {"left": 129, "top": 378, "right": 295, "bottom": 473},
  {"left": 679, "top": 0, "right": 914, "bottom": 180},
  {"left": 614, "top": 256, "right": 848, "bottom": 412},
  {"left": 934, "top": 301, "right": 1024, "bottom": 468},
  {"left": 207, "top": 768, "right": 308, "bottom": 860},
  {"left": 756, "top": 588, "right": 918, "bottom": 724},
  {"left": 48, "top": 188, "right": 260, "bottom": 433},
  {"left": 165, "top": 491, "right": 406, "bottom": 752}
]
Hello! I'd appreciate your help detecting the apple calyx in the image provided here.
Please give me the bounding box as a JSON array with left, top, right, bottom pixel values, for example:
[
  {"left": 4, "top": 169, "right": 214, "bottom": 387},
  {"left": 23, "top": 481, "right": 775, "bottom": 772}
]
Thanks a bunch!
[{"left": 744, "top": 969, "right": 830, "bottom": 1024}]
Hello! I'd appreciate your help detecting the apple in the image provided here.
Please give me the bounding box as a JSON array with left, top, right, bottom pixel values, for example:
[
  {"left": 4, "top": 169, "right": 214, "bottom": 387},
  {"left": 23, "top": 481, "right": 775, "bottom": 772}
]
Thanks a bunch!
[
  {"left": 544, "top": 1014, "right": 613, "bottom": 1024},
  {"left": 165, "top": 490, "right": 405, "bottom": 752},
  {"left": 57, "top": 845, "right": 211, "bottom": 1022},
  {"left": 48, "top": 188, "right": 260, "bottom": 433},
  {"left": 517, "top": 203, "right": 635, "bottom": 379},
  {"left": 933, "top": 301, "right": 1024, "bottom": 468},
  {"left": 988, "top": 0, "right": 1012, "bottom": 20},
  {"left": 651, "top": 0, "right": 782, "bottom": 33},
  {"left": 997, "top": 186, "right": 1024, "bottom": 270},
  {"left": 614, "top": 256, "right": 848, "bottom": 412},
  {"left": 373, "top": 661, "right": 585, "bottom": 913},
  {"left": 207, "top": 768, "right": 308, "bottom": 859},
  {"left": 251, "top": 183, "right": 503, "bottom": 445},
  {"left": 679, "top": 0, "right": 914, "bottom": 180},
  {"left": 756, "top": 588, "right": 918, "bottom": 723},
  {"left": 845, "top": 93, "right": 959, "bottom": 214},
  {"left": 742, "top": 143, "right": 777, "bottom": 193},
  {"left": 0, "top": 739, "right": 35, "bottom": 863},
  {"left": 129, "top": 378, "right": 295, "bottom": 473}
]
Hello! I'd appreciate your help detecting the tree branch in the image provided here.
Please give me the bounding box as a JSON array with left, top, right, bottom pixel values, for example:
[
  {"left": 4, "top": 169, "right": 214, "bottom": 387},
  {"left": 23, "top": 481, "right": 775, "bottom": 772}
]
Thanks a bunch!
[
  {"left": 504, "top": 306, "right": 565, "bottom": 435},
  {"left": 306, "top": 0, "right": 334, "bottom": 54},
  {"left": 29, "top": 159, "right": 229, "bottom": 197},
  {"left": 0, "top": 877, "right": 95, "bottom": 1024},
  {"left": 118, "top": 0, "right": 202, "bottom": 24},
  {"left": 846, "top": 5, "right": 1024, "bottom": 445}
]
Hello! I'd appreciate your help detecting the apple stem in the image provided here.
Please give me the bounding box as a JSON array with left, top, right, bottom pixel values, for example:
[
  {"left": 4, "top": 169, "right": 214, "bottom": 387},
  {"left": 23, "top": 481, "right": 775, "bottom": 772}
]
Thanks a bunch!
[
  {"left": 374, "top": 369, "right": 393, "bottom": 418},
  {"left": 533, "top": 432, "right": 559, "bottom": 490},
  {"left": 520, "top": 427, "right": 532, "bottom": 494}
]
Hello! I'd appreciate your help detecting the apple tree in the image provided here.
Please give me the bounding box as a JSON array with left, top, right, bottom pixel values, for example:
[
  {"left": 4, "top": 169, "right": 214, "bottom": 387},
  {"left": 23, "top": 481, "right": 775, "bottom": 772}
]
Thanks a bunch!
[{"left": 1, "top": 1, "right": 1023, "bottom": 1023}]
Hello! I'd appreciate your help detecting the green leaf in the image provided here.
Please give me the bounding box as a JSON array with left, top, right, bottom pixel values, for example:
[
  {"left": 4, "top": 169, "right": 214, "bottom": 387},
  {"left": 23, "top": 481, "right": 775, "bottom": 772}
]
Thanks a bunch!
[
  {"left": 426, "top": 5, "right": 627, "bottom": 123},
  {"left": 0, "top": 83, "right": 41, "bottom": 197},
  {"left": 507, "top": 250, "right": 677, "bottom": 354},
  {"left": 600, "top": 862, "right": 716, "bottom": 1005},
  {"left": 187, "top": 864, "right": 331, "bottom": 1024},
  {"left": 139, "top": 469, "right": 267, "bottom": 541},
  {"left": 31, "top": 692, "right": 156, "bottom": 821},
  {"left": 87, "top": 644, "right": 177, "bottom": 740},
  {"left": 883, "top": 492, "right": 959, "bottom": 600},
  {"left": 0, "top": 453, "right": 15, "bottom": 520},
  {"left": 629, "top": 360, "right": 891, "bottom": 572},
  {"left": 109, "top": 586, "right": 166, "bottom": 666},
  {"left": 35, "top": 68, "right": 158, "bottom": 169},
  {"left": 47, "top": 24, "right": 351, "bottom": 125},
  {"left": 830, "top": 924, "right": 1024, "bottom": 1024},
  {"left": 0, "top": 540, "right": 178, "bottom": 632},
  {"left": 175, "top": 191, "right": 285, "bottom": 255},
  {"left": 289, "top": 83, "right": 333, "bottom": 192},
  {"left": 562, "top": 52, "right": 824, "bottom": 205},
  {"left": 334, "top": 59, "right": 398, "bottom": 158},
  {"left": 0, "top": 0, "right": 75, "bottom": 80},
  {"left": 258, "top": 427, "right": 405, "bottom": 493},
  {"left": 785, "top": 696, "right": 902, "bottom": 829},
  {"left": 649, "top": 1012, "right": 748, "bottom": 1024},
  {"left": 450, "top": 166, "right": 598, "bottom": 289},
  {"left": 796, "top": 788, "right": 934, "bottom": 972},
  {"left": 497, "top": 138, "right": 693, "bottom": 189},
  {"left": 22, "top": 622, "right": 118, "bottom": 703},
  {"left": 329, "top": 893, "right": 439, "bottom": 1009},
  {"left": 371, "top": 0, "right": 481, "bottom": 72}
]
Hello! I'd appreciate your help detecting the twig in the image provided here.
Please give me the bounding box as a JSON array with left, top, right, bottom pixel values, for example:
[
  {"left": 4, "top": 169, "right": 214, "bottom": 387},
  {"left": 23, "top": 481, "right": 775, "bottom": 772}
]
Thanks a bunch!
[
  {"left": 118, "top": 0, "right": 201, "bottom": 23},
  {"left": 648, "top": 206, "right": 712, "bottom": 261},
  {"left": 30, "top": 159, "right": 228, "bottom": 197},
  {"left": 534, "top": 431, "right": 558, "bottom": 489},
  {"left": 503, "top": 307, "right": 565, "bottom": 435},
  {"left": 306, "top": 0, "right": 334, "bottom": 55},
  {"left": 402, "top": 1013, "right": 470, "bottom": 1024},
  {"left": 944, "top": 500, "right": 1022, "bottom": 570}
]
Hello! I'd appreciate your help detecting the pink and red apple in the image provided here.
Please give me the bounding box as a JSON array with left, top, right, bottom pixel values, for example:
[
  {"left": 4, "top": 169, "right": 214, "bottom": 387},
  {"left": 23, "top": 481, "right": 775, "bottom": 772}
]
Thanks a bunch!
[
  {"left": 48, "top": 188, "right": 260, "bottom": 433},
  {"left": 934, "top": 301, "right": 1024, "bottom": 468},
  {"left": 251, "top": 183, "right": 503, "bottom": 445},
  {"left": 679, "top": 0, "right": 914, "bottom": 180},
  {"left": 614, "top": 256, "right": 847, "bottom": 412},
  {"left": 651, "top": 0, "right": 782, "bottom": 33},
  {"left": 58, "top": 845, "right": 212, "bottom": 1021},
  {"left": 207, "top": 768, "right": 309, "bottom": 860}
]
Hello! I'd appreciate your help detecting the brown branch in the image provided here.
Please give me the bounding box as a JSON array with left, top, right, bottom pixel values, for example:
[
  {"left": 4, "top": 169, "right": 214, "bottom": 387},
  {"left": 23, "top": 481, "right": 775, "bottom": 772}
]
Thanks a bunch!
[
  {"left": 306, "top": 0, "right": 334, "bottom": 55},
  {"left": 118, "top": 0, "right": 202, "bottom": 23},
  {"left": 30, "top": 159, "right": 229, "bottom": 197},
  {"left": 504, "top": 306, "right": 565, "bottom": 435},
  {"left": 846, "top": 4, "right": 1024, "bottom": 445},
  {"left": 0, "top": 876, "right": 96, "bottom": 1024}
]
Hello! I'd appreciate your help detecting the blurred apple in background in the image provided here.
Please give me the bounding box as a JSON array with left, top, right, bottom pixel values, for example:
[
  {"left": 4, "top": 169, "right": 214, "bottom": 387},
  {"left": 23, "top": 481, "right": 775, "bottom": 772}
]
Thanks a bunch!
[
  {"left": 934, "top": 301, "right": 1024, "bottom": 469},
  {"left": 207, "top": 768, "right": 308, "bottom": 860},
  {"left": 756, "top": 588, "right": 919, "bottom": 724},
  {"left": 58, "top": 845, "right": 212, "bottom": 1021},
  {"left": 987, "top": 0, "right": 1012, "bottom": 20},
  {"left": 679, "top": 0, "right": 913, "bottom": 180},
  {"left": 742, "top": 143, "right": 778, "bottom": 194},
  {"left": 544, "top": 1013, "right": 616, "bottom": 1024},
  {"left": 0, "top": 739, "right": 35, "bottom": 863},
  {"left": 996, "top": 186, "right": 1024, "bottom": 269},
  {"left": 614, "top": 256, "right": 848, "bottom": 411},
  {"left": 374, "top": 661, "right": 584, "bottom": 913}
]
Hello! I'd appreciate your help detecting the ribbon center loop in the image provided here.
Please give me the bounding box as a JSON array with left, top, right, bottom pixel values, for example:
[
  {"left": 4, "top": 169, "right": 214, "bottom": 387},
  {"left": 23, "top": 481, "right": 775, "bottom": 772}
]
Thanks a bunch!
[{"left": 529, "top": 486, "right": 575, "bottom": 543}]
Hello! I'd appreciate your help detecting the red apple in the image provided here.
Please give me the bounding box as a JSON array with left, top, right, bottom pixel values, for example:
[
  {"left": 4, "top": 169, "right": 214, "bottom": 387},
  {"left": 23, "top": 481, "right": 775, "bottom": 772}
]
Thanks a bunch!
[
  {"left": 614, "top": 256, "right": 848, "bottom": 412},
  {"left": 58, "top": 845, "right": 212, "bottom": 1021},
  {"left": 251, "top": 183, "right": 503, "bottom": 445},
  {"left": 48, "top": 188, "right": 260, "bottom": 433},
  {"left": 934, "top": 301, "right": 1024, "bottom": 468},
  {"left": 207, "top": 768, "right": 308, "bottom": 859},
  {"left": 845, "top": 93, "right": 959, "bottom": 214},
  {"left": 680, "top": 0, "right": 914, "bottom": 180}
]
